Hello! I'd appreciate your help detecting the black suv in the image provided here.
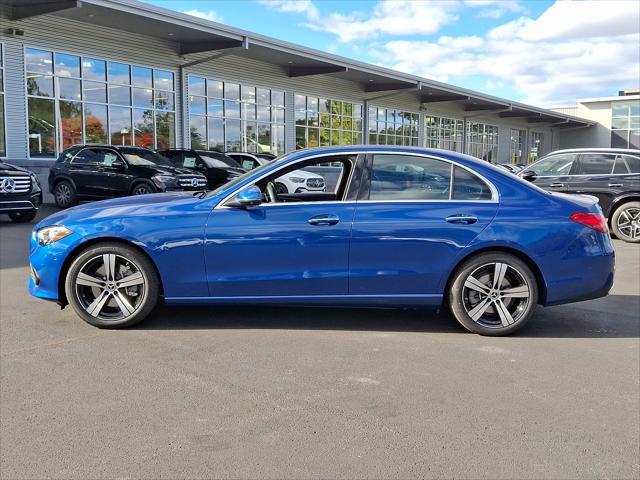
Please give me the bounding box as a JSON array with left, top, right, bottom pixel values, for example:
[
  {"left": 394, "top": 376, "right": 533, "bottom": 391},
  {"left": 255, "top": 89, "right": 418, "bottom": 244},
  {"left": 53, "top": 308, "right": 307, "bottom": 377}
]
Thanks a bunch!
[
  {"left": 159, "top": 149, "right": 245, "bottom": 189},
  {"left": 49, "top": 145, "right": 208, "bottom": 208},
  {"left": 0, "top": 161, "right": 43, "bottom": 222},
  {"left": 520, "top": 148, "right": 640, "bottom": 242}
]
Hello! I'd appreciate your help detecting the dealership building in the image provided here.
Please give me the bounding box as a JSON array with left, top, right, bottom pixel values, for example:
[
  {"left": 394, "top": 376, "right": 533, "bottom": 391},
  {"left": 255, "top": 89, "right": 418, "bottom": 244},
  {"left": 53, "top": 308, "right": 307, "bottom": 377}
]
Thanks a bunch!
[{"left": 0, "top": 0, "right": 604, "bottom": 192}]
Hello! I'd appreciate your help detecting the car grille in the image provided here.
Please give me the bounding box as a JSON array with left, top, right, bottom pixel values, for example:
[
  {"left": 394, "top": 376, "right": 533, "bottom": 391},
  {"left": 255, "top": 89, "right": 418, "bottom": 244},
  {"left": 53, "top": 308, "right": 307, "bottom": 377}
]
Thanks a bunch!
[
  {"left": 0, "top": 175, "right": 31, "bottom": 194},
  {"left": 177, "top": 176, "right": 208, "bottom": 189},
  {"left": 306, "top": 178, "right": 325, "bottom": 188}
]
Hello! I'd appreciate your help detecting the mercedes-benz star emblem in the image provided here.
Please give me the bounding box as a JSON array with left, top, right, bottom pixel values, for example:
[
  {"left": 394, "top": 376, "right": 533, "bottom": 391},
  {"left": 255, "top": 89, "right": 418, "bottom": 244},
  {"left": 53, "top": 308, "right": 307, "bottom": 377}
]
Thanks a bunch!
[
  {"left": 190, "top": 178, "right": 199, "bottom": 187},
  {"left": 0, "top": 178, "right": 16, "bottom": 193}
]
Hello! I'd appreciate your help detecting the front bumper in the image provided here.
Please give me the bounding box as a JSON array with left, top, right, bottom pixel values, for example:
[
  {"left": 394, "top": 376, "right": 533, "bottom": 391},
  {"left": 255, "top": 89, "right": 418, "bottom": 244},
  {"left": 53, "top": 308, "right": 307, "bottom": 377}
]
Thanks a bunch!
[{"left": 0, "top": 191, "right": 42, "bottom": 214}]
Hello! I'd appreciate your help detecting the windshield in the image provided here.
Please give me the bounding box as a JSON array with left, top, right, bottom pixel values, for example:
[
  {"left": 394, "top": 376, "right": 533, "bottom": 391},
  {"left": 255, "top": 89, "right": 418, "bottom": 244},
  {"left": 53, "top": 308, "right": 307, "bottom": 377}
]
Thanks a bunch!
[
  {"left": 120, "top": 148, "right": 173, "bottom": 167},
  {"left": 197, "top": 152, "right": 242, "bottom": 169},
  {"left": 525, "top": 154, "right": 575, "bottom": 176}
]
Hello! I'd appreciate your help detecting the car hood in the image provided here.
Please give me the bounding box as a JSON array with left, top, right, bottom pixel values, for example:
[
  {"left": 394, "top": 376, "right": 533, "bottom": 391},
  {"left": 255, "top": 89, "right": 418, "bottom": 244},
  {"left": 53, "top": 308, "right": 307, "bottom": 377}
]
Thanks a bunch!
[
  {"left": 36, "top": 191, "right": 215, "bottom": 229},
  {"left": 0, "top": 161, "right": 31, "bottom": 175},
  {"left": 290, "top": 169, "right": 323, "bottom": 179},
  {"left": 136, "top": 164, "right": 202, "bottom": 176}
]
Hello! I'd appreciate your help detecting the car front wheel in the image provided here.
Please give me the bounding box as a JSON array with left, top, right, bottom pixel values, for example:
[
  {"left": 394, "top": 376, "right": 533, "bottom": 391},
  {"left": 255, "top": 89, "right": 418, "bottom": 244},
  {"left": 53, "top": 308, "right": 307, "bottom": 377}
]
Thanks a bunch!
[
  {"left": 9, "top": 210, "right": 37, "bottom": 223},
  {"left": 54, "top": 180, "right": 77, "bottom": 208},
  {"left": 611, "top": 201, "right": 640, "bottom": 243},
  {"left": 448, "top": 252, "right": 538, "bottom": 336},
  {"left": 65, "top": 242, "right": 160, "bottom": 328}
]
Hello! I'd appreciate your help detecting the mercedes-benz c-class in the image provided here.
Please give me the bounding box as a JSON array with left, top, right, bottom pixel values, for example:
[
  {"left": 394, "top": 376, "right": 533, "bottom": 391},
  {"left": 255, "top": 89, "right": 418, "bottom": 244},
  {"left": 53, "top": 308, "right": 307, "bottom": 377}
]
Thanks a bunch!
[{"left": 29, "top": 146, "right": 615, "bottom": 336}]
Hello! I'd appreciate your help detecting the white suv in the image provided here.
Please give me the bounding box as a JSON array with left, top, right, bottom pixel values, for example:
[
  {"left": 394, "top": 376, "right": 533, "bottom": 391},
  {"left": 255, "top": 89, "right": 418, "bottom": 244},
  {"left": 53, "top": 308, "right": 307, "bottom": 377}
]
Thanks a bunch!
[{"left": 226, "top": 152, "right": 326, "bottom": 194}]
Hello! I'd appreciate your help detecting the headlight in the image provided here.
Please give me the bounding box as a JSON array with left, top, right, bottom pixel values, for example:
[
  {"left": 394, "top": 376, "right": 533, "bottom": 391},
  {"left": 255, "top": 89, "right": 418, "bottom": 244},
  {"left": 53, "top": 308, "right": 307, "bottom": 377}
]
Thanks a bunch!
[
  {"left": 152, "top": 174, "right": 178, "bottom": 189},
  {"left": 289, "top": 177, "right": 305, "bottom": 183},
  {"left": 30, "top": 173, "right": 41, "bottom": 188},
  {"left": 36, "top": 226, "right": 73, "bottom": 246}
]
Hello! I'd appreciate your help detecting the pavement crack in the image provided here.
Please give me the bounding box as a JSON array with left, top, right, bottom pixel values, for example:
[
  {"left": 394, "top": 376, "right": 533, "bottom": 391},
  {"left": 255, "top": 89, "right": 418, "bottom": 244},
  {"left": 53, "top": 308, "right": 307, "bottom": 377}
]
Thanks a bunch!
[{"left": 1, "top": 331, "right": 111, "bottom": 358}]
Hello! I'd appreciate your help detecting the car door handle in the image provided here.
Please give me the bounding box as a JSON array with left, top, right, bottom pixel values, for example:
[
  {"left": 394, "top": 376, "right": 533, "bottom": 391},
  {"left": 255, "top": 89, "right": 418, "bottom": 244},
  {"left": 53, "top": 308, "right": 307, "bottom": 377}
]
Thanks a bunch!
[
  {"left": 608, "top": 183, "right": 623, "bottom": 188},
  {"left": 549, "top": 183, "right": 564, "bottom": 188},
  {"left": 445, "top": 215, "right": 478, "bottom": 225},
  {"left": 308, "top": 214, "right": 340, "bottom": 226}
]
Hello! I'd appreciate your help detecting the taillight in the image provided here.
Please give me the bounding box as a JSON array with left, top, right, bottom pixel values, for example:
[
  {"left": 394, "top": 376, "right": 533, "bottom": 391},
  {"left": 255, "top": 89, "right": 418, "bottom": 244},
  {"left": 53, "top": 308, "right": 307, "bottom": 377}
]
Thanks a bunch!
[{"left": 570, "top": 212, "right": 608, "bottom": 233}]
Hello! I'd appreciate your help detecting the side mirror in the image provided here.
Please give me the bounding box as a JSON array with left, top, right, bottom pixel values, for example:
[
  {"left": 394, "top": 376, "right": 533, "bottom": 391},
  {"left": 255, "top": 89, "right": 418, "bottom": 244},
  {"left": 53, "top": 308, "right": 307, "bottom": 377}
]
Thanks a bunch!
[
  {"left": 233, "top": 185, "right": 262, "bottom": 208},
  {"left": 111, "top": 159, "right": 126, "bottom": 171},
  {"left": 520, "top": 170, "right": 536, "bottom": 182}
]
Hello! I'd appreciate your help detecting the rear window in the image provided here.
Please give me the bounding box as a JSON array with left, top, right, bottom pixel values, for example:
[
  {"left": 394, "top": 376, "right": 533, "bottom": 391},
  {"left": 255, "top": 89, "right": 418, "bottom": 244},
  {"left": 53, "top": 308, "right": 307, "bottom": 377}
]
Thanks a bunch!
[
  {"left": 622, "top": 155, "right": 640, "bottom": 173},
  {"left": 575, "top": 154, "right": 617, "bottom": 175}
]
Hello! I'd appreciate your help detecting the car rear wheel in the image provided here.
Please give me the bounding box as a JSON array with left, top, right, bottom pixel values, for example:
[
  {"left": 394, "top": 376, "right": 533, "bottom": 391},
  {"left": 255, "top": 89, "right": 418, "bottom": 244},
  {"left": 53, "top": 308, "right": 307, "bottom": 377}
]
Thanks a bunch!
[
  {"left": 9, "top": 210, "right": 37, "bottom": 223},
  {"left": 54, "top": 180, "right": 77, "bottom": 208},
  {"left": 448, "top": 252, "right": 538, "bottom": 336},
  {"left": 275, "top": 182, "right": 288, "bottom": 194},
  {"left": 611, "top": 201, "right": 640, "bottom": 243},
  {"left": 65, "top": 243, "right": 160, "bottom": 328},
  {"left": 131, "top": 183, "right": 155, "bottom": 195}
]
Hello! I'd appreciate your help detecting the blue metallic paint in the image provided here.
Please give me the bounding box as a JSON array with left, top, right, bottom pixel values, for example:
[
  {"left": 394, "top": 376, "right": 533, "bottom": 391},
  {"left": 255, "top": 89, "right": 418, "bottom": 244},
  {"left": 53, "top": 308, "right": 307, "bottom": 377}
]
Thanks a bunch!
[{"left": 29, "top": 146, "right": 615, "bottom": 310}]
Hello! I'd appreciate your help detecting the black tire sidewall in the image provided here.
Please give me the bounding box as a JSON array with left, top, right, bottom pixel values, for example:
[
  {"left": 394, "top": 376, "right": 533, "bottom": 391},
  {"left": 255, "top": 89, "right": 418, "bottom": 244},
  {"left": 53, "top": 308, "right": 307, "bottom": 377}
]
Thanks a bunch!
[
  {"left": 9, "top": 210, "right": 37, "bottom": 222},
  {"left": 131, "top": 182, "right": 155, "bottom": 195},
  {"left": 611, "top": 201, "right": 640, "bottom": 243},
  {"left": 64, "top": 242, "right": 160, "bottom": 328},
  {"left": 54, "top": 180, "right": 77, "bottom": 208},
  {"left": 448, "top": 252, "right": 539, "bottom": 336}
]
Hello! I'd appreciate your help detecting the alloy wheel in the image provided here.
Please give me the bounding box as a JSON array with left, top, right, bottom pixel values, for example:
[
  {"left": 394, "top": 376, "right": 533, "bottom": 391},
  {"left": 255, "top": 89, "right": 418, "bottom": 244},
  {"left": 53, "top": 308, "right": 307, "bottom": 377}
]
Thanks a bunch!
[
  {"left": 74, "top": 253, "right": 147, "bottom": 321},
  {"left": 461, "top": 262, "right": 531, "bottom": 329},
  {"left": 55, "top": 184, "right": 71, "bottom": 206},
  {"left": 616, "top": 207, "right": 640, "bottom": 241},
  {"left": 133, "top": 185, "right": 151, "bottom": 195}
]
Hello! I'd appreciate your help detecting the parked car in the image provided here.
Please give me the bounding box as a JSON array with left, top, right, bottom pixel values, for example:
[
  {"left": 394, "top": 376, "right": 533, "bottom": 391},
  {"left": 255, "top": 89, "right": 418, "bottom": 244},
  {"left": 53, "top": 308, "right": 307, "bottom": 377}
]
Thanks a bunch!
[
  {"left": 519, "top": 148, "right": 640, "bottom": 242},
  {"left": 30, "top": 146, "right": 614, "bottom": 336},
  {"left": 0, "top": 161, "right": 43, "bottom": 223},
  {"left": 49, "top": 145, "right": 208, "bottom": 208},
  {"left": 226, "top": 152, "right": 325, "bottom": 194},
  {"left": 159, "top": 149, "right": 245, "bottom": 189}
]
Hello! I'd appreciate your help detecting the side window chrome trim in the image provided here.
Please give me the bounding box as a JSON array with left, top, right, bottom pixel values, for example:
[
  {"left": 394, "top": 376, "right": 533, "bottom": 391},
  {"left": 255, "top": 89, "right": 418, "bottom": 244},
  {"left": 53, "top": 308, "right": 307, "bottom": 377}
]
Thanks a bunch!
[{"left": 215, "top": 150, "right": 499, "bottom": 209}]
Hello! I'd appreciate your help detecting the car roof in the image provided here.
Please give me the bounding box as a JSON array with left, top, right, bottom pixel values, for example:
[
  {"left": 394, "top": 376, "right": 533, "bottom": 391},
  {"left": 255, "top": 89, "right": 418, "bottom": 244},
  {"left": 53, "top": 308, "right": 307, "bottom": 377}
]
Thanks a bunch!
[
  {"left": 67, "top": 144, "right": 153, "bottom": 150},
  {"left": 545, "top": 148, "right": 640, "bottom": 155}
]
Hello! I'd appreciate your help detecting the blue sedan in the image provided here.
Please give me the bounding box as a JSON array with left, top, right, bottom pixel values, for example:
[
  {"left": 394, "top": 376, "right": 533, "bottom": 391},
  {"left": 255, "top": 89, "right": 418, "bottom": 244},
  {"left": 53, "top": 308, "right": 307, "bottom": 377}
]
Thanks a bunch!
[{"left": 29, "top": 146, "right": 615, "bottom": 335}]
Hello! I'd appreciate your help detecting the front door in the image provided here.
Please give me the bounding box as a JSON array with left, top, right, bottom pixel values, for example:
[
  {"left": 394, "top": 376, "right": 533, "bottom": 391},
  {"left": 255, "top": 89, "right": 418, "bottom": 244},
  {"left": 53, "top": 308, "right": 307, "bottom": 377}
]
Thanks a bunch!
[
  {"left": 349, "top": 153, "right": 499, "bottom": 297},
  {"left": 526, "top": 152, "right": 578, "bottom": 193}
]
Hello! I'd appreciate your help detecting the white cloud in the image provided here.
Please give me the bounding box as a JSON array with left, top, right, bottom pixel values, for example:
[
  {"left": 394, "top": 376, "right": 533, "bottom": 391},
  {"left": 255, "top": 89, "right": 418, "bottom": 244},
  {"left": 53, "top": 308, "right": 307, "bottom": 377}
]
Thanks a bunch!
[
  {"left": 370, "top": 1, "right": 640, "bottom": 105},
  {"left": 464, "top": 0, "right": 527, "bottom": 19},
  {"left": 258, "top": 0, "right": 319, "bottom": 19},
  {"left": 182, "top": 9, "right": 223, "bottom": 23}
]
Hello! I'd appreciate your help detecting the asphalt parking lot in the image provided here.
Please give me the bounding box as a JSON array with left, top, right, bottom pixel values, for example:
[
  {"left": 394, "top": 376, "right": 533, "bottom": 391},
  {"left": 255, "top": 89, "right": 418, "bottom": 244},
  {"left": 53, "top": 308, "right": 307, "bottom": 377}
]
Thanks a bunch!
[{"left": 1, "top": 206, "right": 639, "bottom": 479}]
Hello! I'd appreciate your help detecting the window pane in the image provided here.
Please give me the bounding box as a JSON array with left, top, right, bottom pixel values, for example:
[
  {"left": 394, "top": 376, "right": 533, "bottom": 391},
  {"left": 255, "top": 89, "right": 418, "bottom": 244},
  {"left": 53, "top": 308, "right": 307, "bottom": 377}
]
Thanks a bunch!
[
  {"left": 623, "top": 155, "right": 640, "bottom": 173},
  {"left": 257, "top": 105, "right": 270, "bottom": 122},
  {"left": 612, "top": 117, "right": 629, "bottom": 129},
  {"left": 59, "top": 101, "right": 83, "bottom": 149},
  {"left": 256, "top": 88, "right": 270, "bottom": 105},
  {"left": 28, "top": 98, "right": 56, "bottom": 156},
  {"left": 243, "top": 121, "right": 257, "bottom": 153},
  {"left": 272, "top": 90, "right": 285, "bottom": 108},
  {"left": 190, "top": 115, "right": 207, "bottom": 149},
  {"left": 133, "top": 109, "right": 154, "bottom": 147},
  {"left": 273, "top": 107, "right": 285, "bottom": 124},
  {"left": 26, "top": 49, "right": 53, "bottom": 74},
  {"left": 108, "top": 62, "right": 130, "bottom": 84},
  {"left": 308, "top": 127, "right": 319, "bottom": 148},
  {"left": 208, "top": 97, "right": 224, "bottom": 117},
  {"left": 613, "top": 156, "right": 630, "bottom": 174},
  {"left": 155, "top": 91, "right": 174, "bottom": 110},
  {"left": 612, "top": 103, "right": 629, "bottom": 117},
  {"left": 58, "top": 78, "right": 81, "bottom": 101},
  {"left": 370, "top": 154, "right": 451, "bottom": 200},
  {"left": 225, "top": 100, "right": 240, "bottom": 118},
  {"left": 109, "top": 85, "right": 131, "bottom": 105},
  {"left": 189, "top": 76, "right": 206, "bottom": 96},
  {"left": 241, "top": 102, "right": 256, "bottom": 120},
  {"left": 611, "top": 130, "right": 628, "bottom": 148},
  {"left": 27, "top": 74, "right": 54, "bottom": 97},
  {"left": 241, "top": 85, "right": 256, "bottom": 103},
  {"left": 84, "top": 103, "right": 108, "bottom": 143},
  {"left": 296, "top": 126, "right": 306, "bottom": 149},
  {"left": 189, "top": 95, "right": 206, "bottom": 115},
  {"left": 55, "top": 53, "right": 80, "bottom": 77},
  {"left": 258, "top": 123, "right": 271, "bottom": 152},
  {"left": 453, "top": 166, "right": 492, "bottom": 200},
  {"left": 82, "top": 58, "right": 106, "bottom": 81},
  {"left": 0, "top": 95, "right": 4, "bottom": 156},
  {"left": 578, "top": 154, "right": 616, "bottom": 175},
  {"left": 294, "top": 94, "right": 306, "bottom": 111},
  {"left": 530, "top": 154, "right": 575, "bottom": 176},
  {"left": 131, "top": 66, "right": 153, "bottom": 88},
  {"left": 132, "top": 87, "right": 153, "bottom": 108},
  {"left": 207, "top": 80, "right": 223, "bottom": 97},
  {"left": 629, "top": 130, "right": 639, "bottom": 150},
  {"left": 109, "top": 106, "right": 132, "bottom": 145},
  {"left": 225, "top": 118, "right": 241, "bottom": 151},
  {"left": 224, "top": 83, "right": 240, "bottom": 101},
  {"left": 154, "top": 70, "right": 174, "bottom": 91},
  {"left": 83, "top": 81, "right": 107, "bottom": 103},
  {"left": 207, "top": 117, "right": 224, "bottom": 151},
  {"left": 156, "top": 112, "right": 175, "bottom": 149}
]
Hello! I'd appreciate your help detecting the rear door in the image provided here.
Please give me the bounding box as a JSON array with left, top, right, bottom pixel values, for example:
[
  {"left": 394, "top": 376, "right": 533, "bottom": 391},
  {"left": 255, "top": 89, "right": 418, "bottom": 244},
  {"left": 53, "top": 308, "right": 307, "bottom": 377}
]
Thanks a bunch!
[
  {"left": 566, "top": 153, "right": 619, "bottom": 214},
  {"left": 349, "top": 153, "right": 499, "bottom": 297},
  {"left": 68, "top": 148, "right": 102, "bottom": 196}
]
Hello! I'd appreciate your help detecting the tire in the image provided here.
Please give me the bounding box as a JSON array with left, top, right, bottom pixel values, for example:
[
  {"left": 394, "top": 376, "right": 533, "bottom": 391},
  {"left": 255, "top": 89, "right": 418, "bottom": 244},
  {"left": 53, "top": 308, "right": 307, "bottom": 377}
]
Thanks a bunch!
[
  {"left": 65, "top": 242, "right": 160, "bottom": 328},
  {"left": 54, "top": 180, "right": 77, "bottom": 208},
  {"left": 610, "top": 201, "right": 640, "bottom": 243},
  {"left": 275, "top": 182, "right": 288, "bottom": 194},
  {"left": 448, "top": 252, "right": 538, "bottom": 336},
  {"left": 131, "top": 182, "right": 155, "bottom": 196},
  {"left": 9, "top": 209, "right": 37, "bottom": 223}
]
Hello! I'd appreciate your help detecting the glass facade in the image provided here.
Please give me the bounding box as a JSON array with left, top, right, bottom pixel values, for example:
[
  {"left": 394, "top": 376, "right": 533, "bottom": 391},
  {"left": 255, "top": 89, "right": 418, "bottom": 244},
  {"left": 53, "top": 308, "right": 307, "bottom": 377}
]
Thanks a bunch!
[
  {"left": 368, "top": 106, "right": 419, "bottom": 146},
  {"left": 25, "top": 47, "right": 175, "bottom": 157},
  {"left": 528, "top": 131, "right": 544, "bottom": 163},
  {"left": 466, "top": 122, "right": 499, "bottom": 162},
  {"left": 509, "top": 128, "right": 525, "bottom": 164},
  {"left": 295, "top": 95, "right": 362, "bottom": 149},
  {"left": 425, "top": 116, "right": 464, "bottom": 153},
  {"left": 611, "top": 100, "right": 640, "bottom": 149},
  {"left": 0, "top": 45, "right": 5, "bottom": 157},
  {"left": 189, "top": 76, "right": 285, "bottom": 154}
]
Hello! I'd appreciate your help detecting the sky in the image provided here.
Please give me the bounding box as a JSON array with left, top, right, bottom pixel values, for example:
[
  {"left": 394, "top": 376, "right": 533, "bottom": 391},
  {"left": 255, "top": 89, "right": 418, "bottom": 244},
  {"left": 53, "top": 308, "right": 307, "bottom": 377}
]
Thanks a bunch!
[{"left": 144, "top": 0, "right": 640, "bottom": 107}]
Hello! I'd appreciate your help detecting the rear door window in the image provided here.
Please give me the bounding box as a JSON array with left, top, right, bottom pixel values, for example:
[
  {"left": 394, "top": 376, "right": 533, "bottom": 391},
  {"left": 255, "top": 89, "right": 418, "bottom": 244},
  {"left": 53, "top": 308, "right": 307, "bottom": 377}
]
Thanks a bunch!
[
  {"left": 613, "top": 156, "right": 630, "bottom": 174},
  {"left": 622, "top": 155, "right": 640, "bottom": 173},
  {"left": 529, "top": 154, "right": 576, "bottom": 176},
  {"left": 575, "top": 154, "right": 617, "bottom": 175},
  {"left": 452, "top": 167, "right": 492, "bottom": 200},
  {"left": 369, "top": 154, "right": 451, "bottom": 200}
]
